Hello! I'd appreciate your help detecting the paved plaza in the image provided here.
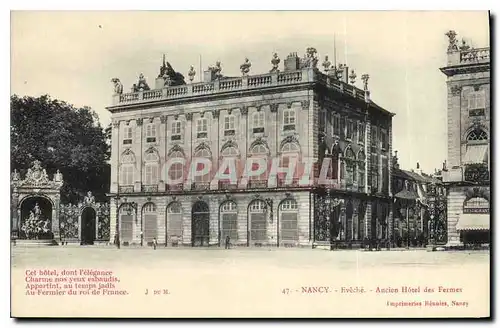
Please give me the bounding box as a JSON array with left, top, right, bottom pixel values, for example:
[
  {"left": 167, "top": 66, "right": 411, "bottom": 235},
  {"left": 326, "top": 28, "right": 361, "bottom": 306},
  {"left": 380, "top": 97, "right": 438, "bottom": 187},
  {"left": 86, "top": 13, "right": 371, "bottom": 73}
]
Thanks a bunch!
[{"left": 12, "top": 246, "right": 489, "bottom": 270}]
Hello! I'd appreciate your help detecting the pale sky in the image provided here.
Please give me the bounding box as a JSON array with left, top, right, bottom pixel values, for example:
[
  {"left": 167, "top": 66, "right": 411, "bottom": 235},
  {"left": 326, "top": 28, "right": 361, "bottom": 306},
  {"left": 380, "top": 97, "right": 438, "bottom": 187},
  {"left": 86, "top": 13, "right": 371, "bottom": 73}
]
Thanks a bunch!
[{"left": 11, "top": 11, "right": 490, "bottom": 173}]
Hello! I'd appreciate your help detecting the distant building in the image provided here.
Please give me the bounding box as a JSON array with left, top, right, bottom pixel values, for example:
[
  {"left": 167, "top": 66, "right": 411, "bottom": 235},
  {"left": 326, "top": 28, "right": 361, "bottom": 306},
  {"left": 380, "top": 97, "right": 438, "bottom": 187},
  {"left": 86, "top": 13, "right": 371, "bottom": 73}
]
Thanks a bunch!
[
  {"left": 106, "top": 48, "right": 395, "bottom": 248},
  {"left": 391, "top": 152, "right": 447, "bottom": 248},
  {"left": 440, "top": 30, "right": 490, "bottom": 247}
]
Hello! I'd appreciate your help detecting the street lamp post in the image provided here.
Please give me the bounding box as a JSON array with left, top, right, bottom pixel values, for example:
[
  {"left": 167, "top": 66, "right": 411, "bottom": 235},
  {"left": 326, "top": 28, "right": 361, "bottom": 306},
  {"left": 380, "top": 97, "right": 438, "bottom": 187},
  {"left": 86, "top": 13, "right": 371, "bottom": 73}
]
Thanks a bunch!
[
  {"left": 406, "top": 204, "right": 410, "bottom": 249},
  {"left": 114, "top": 193, "right": 120, "bottom": 249}
]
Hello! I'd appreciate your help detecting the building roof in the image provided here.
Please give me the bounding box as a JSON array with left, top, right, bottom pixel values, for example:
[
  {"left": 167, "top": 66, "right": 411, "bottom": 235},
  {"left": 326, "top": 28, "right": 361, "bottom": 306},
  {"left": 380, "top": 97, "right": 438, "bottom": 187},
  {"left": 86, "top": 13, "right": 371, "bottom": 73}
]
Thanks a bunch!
[{"left": 392, "top": 168, "right": 442, "bottom": 184}]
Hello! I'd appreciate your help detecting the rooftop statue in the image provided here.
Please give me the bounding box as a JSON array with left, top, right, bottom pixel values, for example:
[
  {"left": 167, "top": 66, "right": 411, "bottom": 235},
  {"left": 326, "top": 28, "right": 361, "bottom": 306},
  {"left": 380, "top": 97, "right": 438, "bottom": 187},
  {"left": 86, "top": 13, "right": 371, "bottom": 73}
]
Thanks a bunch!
[
  {"left": 459, "top": 39, "right": 470, "bottom": 51},
  {"left": 208, "top": 61, "right": 223, "bottom": 79},
  {"left": 111, "top": 78, "right": 123, "bottom": 95},
  {"left": 445, "top": 30, "right": 459, "bottom": 52},
  {"left": 322, "top": 55, "right": 332, "bottom": 73},
  {"left": 335, "top": 64, "right": 345, "bottom": 80},
  {"left": 361, "top": 74, "right": 370, "bottom": 91},
  {"left": 133, "top": 73, "right": 151, "bottom": 92},
  {"left": 270, "top": 53, "right": 280, "bottom": 73},
  {"left": 240, "top": 58, "right": 251, "bottom": 76},
  {"left": 188, "top": 65, "right": 196, "bottom": 83},
  {"left": 348, "top": 69, "right": 357, "bottom": 85}
]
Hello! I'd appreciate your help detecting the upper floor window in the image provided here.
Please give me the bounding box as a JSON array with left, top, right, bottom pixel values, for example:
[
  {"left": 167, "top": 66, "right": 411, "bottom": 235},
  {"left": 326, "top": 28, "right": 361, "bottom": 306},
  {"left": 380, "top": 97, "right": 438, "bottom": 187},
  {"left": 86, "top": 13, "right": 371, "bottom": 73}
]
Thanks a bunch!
[
  {"left": 371, "top": 154, "right": 379, "bottom": 190},
  {"left": 333, "top": 115, "right": 340, "bottom": 136},
  {"left": 468, "top": 91, "right": 486, "bottom": 109},
  {"left": 358, "top": 150, "right": 366, "bottom": 187},
  {"left": 468, "top": 91, "right": 486, "bottom": 117},
  {"left": 346, "top": 120, "right": 352, "bottom": 140},
  {"left": 168, "top": 150, "right": 184, "bottom": 181},
  {"left": 319, "top": 110, "right": 326, "bottom": 133},
  {"left": 358, "top": 122, "right": 365, "bottom": 144},
  {"left": 145, "top": 123, "right": 156, "bottom": 143},
  {"left": 123, "top": 126, "right": 133, "bottom": 145},
  {"left": 346, "top": 120, "right": 357, "bottom": 140},
  {"left": 280, "top": 142, "right": 300, "bottom": 171},
  {"left": 193, "top": 148, "right": 211, "bottom": 183},
  {"left": 380, "top": 129, "right": 388, "bottom": 150},
  {"left": 249, "top": 144, "right": 268, "bottom": 182},
  {"left": 340, "top": 117, "right": 346, "bottom": 139},
  {"left": 120, "top": 151, "right": 135, "bottom": 185},
  {"left": 467, "top": 129, "right": 488, "bottom": 142},
  {"left": 171, "top": 121, "right": 182, "bottom": 141},
  {"left": 283, "top": 108, "right": 296, "bottom": 131},
  {"left": 224, "top": 115, "right": 236, "bottom": 136},
  {"left": 253, "top": 112, "right": 265, "bottom": 134},
  {"left": 144, "top": 150, "right": 159, "bottom": 185},
  {"left": 221, "top": 146, "right": 238, "bottom": 157},
  {"left": 197, "top": 118, "right": 208, "bottom": 139},
  {"left": 371, "top": 126, "right": 378, "bottom": 147}
]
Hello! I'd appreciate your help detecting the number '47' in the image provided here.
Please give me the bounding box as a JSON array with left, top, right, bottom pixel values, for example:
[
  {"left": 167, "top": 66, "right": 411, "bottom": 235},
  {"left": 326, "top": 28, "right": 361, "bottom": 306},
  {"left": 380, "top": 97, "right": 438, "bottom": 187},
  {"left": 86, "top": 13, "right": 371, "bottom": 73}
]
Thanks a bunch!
[{"left": 281, "top": 288, "right": 290, "bottom": 294}]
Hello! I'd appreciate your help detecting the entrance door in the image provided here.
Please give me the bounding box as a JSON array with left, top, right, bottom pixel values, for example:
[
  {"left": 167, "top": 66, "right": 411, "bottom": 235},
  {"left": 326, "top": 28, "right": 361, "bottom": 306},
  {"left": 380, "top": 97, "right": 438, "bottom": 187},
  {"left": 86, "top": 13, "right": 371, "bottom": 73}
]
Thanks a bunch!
[
  {"left": 192, "top": 202, "right": 209, "bottom": 246},
  {"left": 249, "top": 200, "right": 267, "bottom": 245},
  {"left": 81, "top": 207, "right": 96, "bottom": 245}
]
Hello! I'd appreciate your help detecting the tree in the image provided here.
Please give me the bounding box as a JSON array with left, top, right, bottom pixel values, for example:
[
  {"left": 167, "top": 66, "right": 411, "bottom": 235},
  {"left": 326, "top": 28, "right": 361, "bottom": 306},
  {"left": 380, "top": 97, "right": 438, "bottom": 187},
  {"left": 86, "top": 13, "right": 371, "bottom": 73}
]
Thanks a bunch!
[{"left": 11, "top": 95, "right": 110, "bottom": 204}]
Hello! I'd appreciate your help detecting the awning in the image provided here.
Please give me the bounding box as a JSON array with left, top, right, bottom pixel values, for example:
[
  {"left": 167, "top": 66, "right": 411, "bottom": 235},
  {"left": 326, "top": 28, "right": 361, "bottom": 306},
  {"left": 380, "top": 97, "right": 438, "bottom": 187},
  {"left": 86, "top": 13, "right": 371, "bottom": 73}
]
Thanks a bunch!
[
  {"left": 463, "top": 145, "right": 488, "bottom": 165},
  {"left": 394, "top": 189, "right": 419, "bottom": 200},
  {"left": 456, "top": 213, "right": 490, "bottom": 231}
]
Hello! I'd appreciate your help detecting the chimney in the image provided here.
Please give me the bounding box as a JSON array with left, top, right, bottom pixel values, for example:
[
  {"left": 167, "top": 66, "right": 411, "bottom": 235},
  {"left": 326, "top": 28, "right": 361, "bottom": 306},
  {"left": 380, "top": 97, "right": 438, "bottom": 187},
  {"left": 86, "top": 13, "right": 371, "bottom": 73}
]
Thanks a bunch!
[
  {"left": 416, "top": 162, "right": 420, "bottom": 170},
  {"left": 203, "top": 69, "right": 216, "bottom": 82},
  {"left": 341, "top": 66, "right": 349, "bottom": 83},
  {"left": 284, "top": 52, "right": 300, "bottom": 71},
  {"left": 392, "top": 150, "right": 399, "bottom": 169}
]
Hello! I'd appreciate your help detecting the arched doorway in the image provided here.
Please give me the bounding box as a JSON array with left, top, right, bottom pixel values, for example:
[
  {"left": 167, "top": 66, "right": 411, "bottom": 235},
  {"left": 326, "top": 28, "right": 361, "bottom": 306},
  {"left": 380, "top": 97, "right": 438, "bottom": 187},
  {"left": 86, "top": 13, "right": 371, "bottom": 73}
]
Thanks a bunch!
[
  {"left": 81, "top": 207, "right": 96, "bottom": 245},
  {"left": 220, "top": 201, "right": 238, "bottom": 245},
  {"left": 248, "top": 200, "right": 267, "bottom": 246},
  {"left": 119, "top": 205, "right": 134, "bottom": 244},
  {"left": 142, "top": 203, "right": 158, "bottom": 245},
  {"left": 166, "top": 202, "right": 183, "bottom": 246},
  {"left": 192, "top": 201, "right": 209, "bottom": 246},
  {"left": 279, "top": 199, "right": 299, "bottom": 245},
  {"left": 19, "top": 196, "right": 53, "bottom": 240}
]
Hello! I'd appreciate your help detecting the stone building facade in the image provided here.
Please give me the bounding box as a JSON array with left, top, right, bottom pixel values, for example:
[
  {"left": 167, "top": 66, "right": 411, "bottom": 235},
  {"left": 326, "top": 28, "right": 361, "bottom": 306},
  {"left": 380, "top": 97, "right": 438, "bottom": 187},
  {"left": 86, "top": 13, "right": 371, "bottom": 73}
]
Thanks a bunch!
[
  {"left": 106, "top": 48, "right": 394, "bottom": 248},
  {"left": 440, "top": 31, "right": 490, "bottom": 247}
]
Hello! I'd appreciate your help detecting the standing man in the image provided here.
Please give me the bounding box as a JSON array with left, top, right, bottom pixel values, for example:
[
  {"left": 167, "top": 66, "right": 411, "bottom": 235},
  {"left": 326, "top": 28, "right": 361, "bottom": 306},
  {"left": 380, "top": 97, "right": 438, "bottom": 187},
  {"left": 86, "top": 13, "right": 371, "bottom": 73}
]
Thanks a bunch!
[
  {"left": 225, "top": 235, "right": 231, "bottom": 249},
  {"left": 153, "top": 237, "right": 158, "bottom": 250}
]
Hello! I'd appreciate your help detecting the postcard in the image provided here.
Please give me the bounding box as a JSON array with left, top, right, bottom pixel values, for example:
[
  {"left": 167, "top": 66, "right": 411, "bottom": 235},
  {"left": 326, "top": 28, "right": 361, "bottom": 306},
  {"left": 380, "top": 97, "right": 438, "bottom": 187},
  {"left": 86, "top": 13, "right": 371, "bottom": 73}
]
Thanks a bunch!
[{"left": 10, "top": 10, "right": 490, "bottom": 318}]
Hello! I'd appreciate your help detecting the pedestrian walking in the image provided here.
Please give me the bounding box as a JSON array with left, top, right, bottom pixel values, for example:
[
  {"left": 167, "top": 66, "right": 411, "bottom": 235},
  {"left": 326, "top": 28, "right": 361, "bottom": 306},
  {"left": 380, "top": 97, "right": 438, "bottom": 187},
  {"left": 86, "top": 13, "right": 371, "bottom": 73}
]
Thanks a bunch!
[
  {"left": 225, "top": 235, "right": 231, "bottom": 249},
  {"left": 152, "top": 237, "right": 158, "bottom": 250}
]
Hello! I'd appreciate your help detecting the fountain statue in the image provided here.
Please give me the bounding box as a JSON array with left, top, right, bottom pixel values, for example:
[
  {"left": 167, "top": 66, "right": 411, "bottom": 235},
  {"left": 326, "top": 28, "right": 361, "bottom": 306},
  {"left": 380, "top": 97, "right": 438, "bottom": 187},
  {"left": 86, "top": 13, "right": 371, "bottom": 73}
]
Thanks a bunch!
[{"left": 20, "top": 202, "right": 52, "bottom": 240}]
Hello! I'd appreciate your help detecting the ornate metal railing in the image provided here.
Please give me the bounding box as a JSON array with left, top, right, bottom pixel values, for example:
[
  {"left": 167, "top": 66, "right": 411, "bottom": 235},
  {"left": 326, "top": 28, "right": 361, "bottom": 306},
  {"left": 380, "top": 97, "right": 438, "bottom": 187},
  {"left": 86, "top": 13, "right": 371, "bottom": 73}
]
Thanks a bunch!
[
  {"left": 141, "top": 184, "right": 158, "bottom": 192},
  {"left": 118, "top": 186, "right": 134, "bottom": 193},
  {"left": 248, "top": 180, "right": 268, "bottom": 188}
]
